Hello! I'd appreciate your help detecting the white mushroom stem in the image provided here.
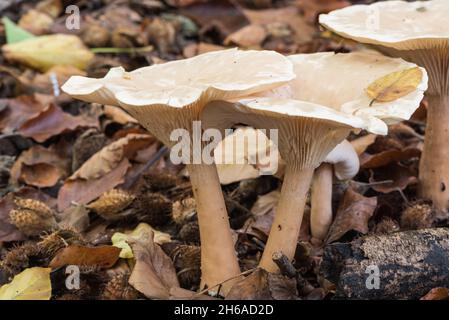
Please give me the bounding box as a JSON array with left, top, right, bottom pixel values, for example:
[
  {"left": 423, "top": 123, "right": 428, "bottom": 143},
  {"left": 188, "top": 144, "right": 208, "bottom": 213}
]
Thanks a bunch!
[
  {"left": 187, "top": 163, "right": 241, "bottom": 294},
  {"left": 419, "top": 95, "right": 449, "bottom": 212},
  {"left": 259, "top": 165, "right": 314, "bottom": 272},
  {"left": 310, "top": 163, "right": 333, "bottom": 241},
  {"left": 310, "top": 140, "right": 359, "bottom": 241}
]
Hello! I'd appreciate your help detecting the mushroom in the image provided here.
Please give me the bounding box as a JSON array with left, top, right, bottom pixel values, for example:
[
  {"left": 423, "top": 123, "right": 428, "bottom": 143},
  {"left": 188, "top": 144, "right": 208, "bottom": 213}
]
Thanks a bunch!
[
  {"left": 319, "top": 0, "right": 449, "bottom": 212},
  {"left": 62, "top": 48, "right": 295, "bottom": 294},
  {"left": 201, "top": 51, "right": 426, "bottom": 272},
  {"left": 310, "top": 139, "right": 359, "bottom": 242}
]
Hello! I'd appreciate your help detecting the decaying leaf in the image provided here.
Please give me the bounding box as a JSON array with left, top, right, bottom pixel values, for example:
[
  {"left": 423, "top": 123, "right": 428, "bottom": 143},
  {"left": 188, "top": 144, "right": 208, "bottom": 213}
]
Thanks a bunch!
[
  {"left": 226, "top": 268, "right": 297, "bottom": 300},
  {"left": 0, "top": 267, "right": 51, "bottom": 300},
  {"left": 366, "top": 67, "right": 423, "bottom": 104},
  {"left": 128, "top": 229, "right": 180, "bottom": 299},
  {"left": 361, "top": 147, "right": 421, "bottom": 169},
  {"left": 421, "top": 287, "right": 449, "bottom": 300},
  {"left": 70, "top": 134, "right": 153, "bottom": 181},
  {"left": 49, "top": 245, "right": 121, "bottom": 269},
  {"left": 10, "top": 145, "right": 69, "bottom": 188},
  {"left": 369, "top": 163, "right": 418, "bottom": 194},
  {"left": 2, "top": 34, "right": 94, "bottom": 72},
  {"left": 326, "top": 188, "right": 377, "bottom": 243},
  {"left": 350, "top": 134, "right": 377, "bottom": 156},
  {"left": 58, "top": 204, "right": 90, "bottom": 233},
  {"left": 112, "top": 223, "right": 171, "bottom": 258}
]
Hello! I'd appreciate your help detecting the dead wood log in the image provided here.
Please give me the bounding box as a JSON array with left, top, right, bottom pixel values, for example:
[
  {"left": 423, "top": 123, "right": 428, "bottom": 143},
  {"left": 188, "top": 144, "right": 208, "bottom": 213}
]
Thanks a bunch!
[{"left": 321, "top": 228, "right": 449, "bottom": 299}]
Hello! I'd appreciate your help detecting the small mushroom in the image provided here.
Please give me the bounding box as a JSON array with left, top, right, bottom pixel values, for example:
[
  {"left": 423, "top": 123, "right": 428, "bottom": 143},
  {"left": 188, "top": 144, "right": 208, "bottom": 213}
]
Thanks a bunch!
[
  {"left": 319, "top": 0, "right": 449, "bottom": 212},
  {"left": 62, "top": 48, "right": 295, "bottom": 294},
  {"left": 310, "top": 140, "right": 359, "bottom": 242},
  {"left": 202, "top": 51, "right": 425, "bottom": 272}
]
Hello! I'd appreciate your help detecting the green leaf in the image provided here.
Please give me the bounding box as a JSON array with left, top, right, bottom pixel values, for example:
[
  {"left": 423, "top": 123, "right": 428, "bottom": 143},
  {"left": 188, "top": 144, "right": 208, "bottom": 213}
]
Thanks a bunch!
[{"left": 2, "top": 17, "right": 35, "bottom": 44}]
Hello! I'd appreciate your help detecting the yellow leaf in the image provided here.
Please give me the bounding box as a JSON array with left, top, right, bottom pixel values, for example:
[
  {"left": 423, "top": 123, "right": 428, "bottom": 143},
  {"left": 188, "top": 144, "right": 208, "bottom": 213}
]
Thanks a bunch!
[
  {"left": 366, "top": 67, "right": 423, "bottom": 104},
  {"left": 2, "top": 34, "right": 94, "bottom": 72},
  {"left": 112, "top": 223, "right": 171, "bottom": 259},
  {"left": 0, "top": 267, "right": 51, "bottom": 300}
]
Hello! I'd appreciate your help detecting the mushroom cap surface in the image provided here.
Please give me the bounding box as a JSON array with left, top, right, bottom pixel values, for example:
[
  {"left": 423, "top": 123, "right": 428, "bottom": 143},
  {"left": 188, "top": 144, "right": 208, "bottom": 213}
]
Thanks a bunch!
[
  {"left": 319, "top": 0, "right": 449, "bottom": 51},
  {"left": 62, "top": 48, "right": 295, "bottom": 146},
  {"left": 202, "top": 51, "right": 427, "bottom": 169}
]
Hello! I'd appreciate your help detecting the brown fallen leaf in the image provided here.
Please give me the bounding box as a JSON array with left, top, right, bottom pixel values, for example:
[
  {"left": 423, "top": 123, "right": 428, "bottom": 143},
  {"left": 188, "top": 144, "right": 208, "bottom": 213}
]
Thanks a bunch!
[
  {"left": 0, "top": 187, "right": 56, "bottom": 242},
  {"left": 243, "top": 6, "right": 314, "bottom": 45},
  {"left": 226, "top": 268, "right": 298, "bottom": 300},
  {"left": 366, "top": 67, "right": 423, "bottom": 105},
  {"left": 49, "top": 245, "right": 121, "bottom": 269},
  {"left": 224, "top": 24, "right": 267, "bottom": 48},
  {"left": 0, "top": 96, "right": 47, "bottom": 134},
  {"left": 32, "top": 65, "right": 85, "bottom": 94},
  {"left": 104, "top": 105, "right": 138, "bottom": 125},
  {"left": 326, "top": 188, "right": 377, "bottom": 243},
  {"left": 297, "top": 0, "right": 350, "bottom": 23},
  {"left": 369, "top": 163, "right": 418, "bottom": 194},
  {"left": 70, "top": 133, "right": 153, "bottom": 181},
  {"left": 350, "top": 134, "right": 377, "bottom": 156},
  {"left": 58, "top": 204, "right": 90, "bottom": 233},
  {"left": 128, "top": 229, "right": 180, "bottom": 299},
  {"left": 361, "top": 147, "right": 421, "bottom": 169},
  {"left": 421, "top": 287, "right": 449, "bottom": 300},
  {"left": 19, "top": 103, "right": 98, "bottom": 143},
  {"left": 10, "top": 145, "right": 69, "bottom": 188},
  {"left": 57, "top": 158, "right": 130, "bottom": 211},
  {"left": 18, "top": 9, "right": 53, "bottom": 35}
]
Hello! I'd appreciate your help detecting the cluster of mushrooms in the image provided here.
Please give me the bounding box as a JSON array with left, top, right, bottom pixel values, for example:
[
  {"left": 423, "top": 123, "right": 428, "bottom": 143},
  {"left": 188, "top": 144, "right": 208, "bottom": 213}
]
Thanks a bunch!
[{"left": 62, "top": 0, "right": 449, "bottom": 297}]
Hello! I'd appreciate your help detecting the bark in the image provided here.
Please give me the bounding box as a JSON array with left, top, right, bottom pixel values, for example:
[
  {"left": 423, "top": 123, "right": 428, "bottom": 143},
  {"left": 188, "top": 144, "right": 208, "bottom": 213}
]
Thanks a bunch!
[
  {"left": 419, "top": 95, "right": 449, "bottom": 215},
  {"left": 187, "top": 163, "right": 241, "bottom": 295},
  {"left": 259, "top": 166, "right": 314, "bottom": 272},
  {"left": 321, "top": 228, "right": 449, "bottom": 299}
]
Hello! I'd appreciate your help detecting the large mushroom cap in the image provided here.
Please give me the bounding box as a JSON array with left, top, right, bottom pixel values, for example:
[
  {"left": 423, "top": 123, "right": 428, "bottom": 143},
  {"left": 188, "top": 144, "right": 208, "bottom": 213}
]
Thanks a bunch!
[
  {"left": 319, "top": 0, "right": 449, "bottom": 51},
  {"left": 287, "top": 51, "right": 428, "bottom": 125},
  {"left": 62, "top": 48, "right": 294, "bottom": 146},
  {"left": 202, "top": 51, "right": 427, "bottom": 170}
]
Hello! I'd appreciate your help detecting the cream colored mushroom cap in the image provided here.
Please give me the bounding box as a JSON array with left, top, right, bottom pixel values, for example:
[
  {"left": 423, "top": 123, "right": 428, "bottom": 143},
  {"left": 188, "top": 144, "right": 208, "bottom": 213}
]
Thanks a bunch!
[
  {"left": 319, "top": 0, "right": 449, "bottom": 51},
  {"left": 286, "top": 51, "right": 428, "bottom": 125},
  {"left": 61, "top": 48, "right": 295, "bottom": 109}
]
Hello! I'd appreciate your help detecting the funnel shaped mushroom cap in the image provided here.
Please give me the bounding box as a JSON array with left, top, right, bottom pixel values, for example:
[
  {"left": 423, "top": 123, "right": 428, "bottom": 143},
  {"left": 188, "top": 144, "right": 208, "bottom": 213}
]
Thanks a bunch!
[
  {"left": 62, "top": 48, "right": 295, "bottom": 145},
  {"left": 319, "top": 0, "right": 449, "bottom": 51},
  {"left": 202, "top": 51, "right": 426, "bottom": 170},
  {"left": 287, "top": 51, "right": 428, "bottom": 125}
]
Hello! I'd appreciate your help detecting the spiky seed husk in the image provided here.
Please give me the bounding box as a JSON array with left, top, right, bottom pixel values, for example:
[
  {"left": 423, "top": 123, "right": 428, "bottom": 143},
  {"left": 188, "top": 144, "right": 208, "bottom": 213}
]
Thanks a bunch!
[
  {"left": 178, "top": 221, "right": 200, "bottom": 244},
  {"left": 373, "top": 217, "right": 400, "bottom": 234},
  {"left": 88, "top": 189, "right": 135, "bottom": 219},
  {"left": 169, "top": 245, "right": 201, "bottom": 290},
  {"left": 172, "top": 197, "right": 196, "bottom": 225},
  {"left": 133, "top": 193, "right": 172, "bottom": 226},
  {"left": 1, "top": 242, "right": 43, "bottom": 275},
  {"left": 9, "top": 208, "right": 57, "bottom": 236},
  {"left": 102, "top": 273, "right": 140, "bottom": 300},
  {"left": 14, "top": 198, "right": 54, "bottom": 218},
  {"left": 401, "top": 202, "right": 434, "bottom": 230},
  {"left": 139, "top": 171, "right": 178, "bottom": 193}
]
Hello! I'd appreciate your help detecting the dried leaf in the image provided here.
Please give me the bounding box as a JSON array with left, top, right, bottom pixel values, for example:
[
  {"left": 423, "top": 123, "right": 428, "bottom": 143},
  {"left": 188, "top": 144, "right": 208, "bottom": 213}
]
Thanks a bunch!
[
  {"left": 58, "top": 204, "right": 90, "bottom": 233},
  {"left": 18, "top": 9, "right": 53, "bottom": 35},
  {"left": 57, "top": 158, "right": 130, "bottom": 211},
  {"left": 421, "top": 287, "right": 449, "bottom": 300},
  {"left": 350, "top": 134, "right": 377, "bottom": 156},
  {"left": 366, "top": 67, "right": 423, "bottom": 104},
  {"left": 18, "top": 103, "right": 98, "bottom": 143},
  {"left": 297, "top": 0, "right": 350, "bottom": 23},
  {"left": 70, "top": 133, "right": 153, "bottom": 181},
  {"left": 10, "top": 145, "right": 69, "bottom": 188},
  {"left": 0, "top": 96, "right": 47, "bottom": 134},
  {"left": 361, "top": 148, "right": 421, "bottom": 169},
  {"left": 112, "top": 223, "right": 172, "bottom": 259},
  {"left": 369, "top": 163, "right": 417, "bottom": 194},
  {"left": 224, "top": 24, "right": 267, "bottom": 47},
  {"left": 128, "top": 229, "right": 180, "bottom": 299},
  {"left": 2, "top": 34, "right": 94, "bottom": 72},
  {"left": 104, "top": 105, "right": 138, "bottom": 125},
  {"left": 326, "top": 188, "right": 376, "bottom": 243},
  {"left": 49, "top": 245, "right": 121, "bottom": 269},
  {"left": 0, "top": 267, "right": 51, "bottom": 300}
]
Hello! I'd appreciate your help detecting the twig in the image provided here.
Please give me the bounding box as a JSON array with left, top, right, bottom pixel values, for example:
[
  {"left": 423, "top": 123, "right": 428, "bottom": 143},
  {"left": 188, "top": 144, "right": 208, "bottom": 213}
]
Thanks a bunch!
[
  {"left": 194, "top": 268, "right": 257, "bottom": 298},
  {"left": 272, "top": 251, "right": 314, "bottom": 296}
]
